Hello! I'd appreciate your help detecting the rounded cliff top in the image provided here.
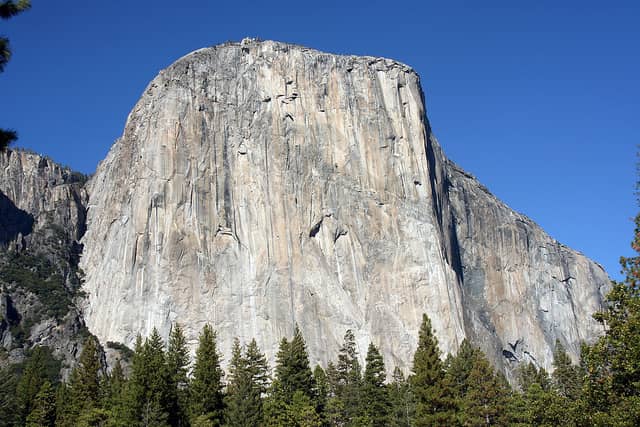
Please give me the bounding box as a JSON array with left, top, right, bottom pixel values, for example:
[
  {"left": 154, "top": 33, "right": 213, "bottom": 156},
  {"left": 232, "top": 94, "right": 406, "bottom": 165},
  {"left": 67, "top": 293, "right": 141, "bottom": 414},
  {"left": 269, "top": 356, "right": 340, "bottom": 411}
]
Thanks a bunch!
[{"left": 161, "top": 37, "right": 419, "bottom": 78}]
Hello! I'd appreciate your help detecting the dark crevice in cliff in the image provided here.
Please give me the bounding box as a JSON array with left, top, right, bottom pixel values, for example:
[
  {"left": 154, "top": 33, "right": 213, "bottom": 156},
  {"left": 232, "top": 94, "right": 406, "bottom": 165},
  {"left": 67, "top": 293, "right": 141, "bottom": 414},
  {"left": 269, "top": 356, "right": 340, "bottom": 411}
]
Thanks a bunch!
[{"left": 0, "top": 191, "right": 34, "bottom": 246}]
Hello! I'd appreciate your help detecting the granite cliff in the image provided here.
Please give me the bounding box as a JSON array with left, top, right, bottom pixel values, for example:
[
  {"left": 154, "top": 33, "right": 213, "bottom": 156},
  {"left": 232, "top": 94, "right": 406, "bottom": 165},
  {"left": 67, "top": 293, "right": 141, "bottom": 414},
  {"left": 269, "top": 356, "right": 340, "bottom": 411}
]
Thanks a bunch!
[
  {"left": 77, "top": 39, "right": 609, "bottom": 379},
  {"left": 0, "top": 40, "right": 609, "bottom": 381}
]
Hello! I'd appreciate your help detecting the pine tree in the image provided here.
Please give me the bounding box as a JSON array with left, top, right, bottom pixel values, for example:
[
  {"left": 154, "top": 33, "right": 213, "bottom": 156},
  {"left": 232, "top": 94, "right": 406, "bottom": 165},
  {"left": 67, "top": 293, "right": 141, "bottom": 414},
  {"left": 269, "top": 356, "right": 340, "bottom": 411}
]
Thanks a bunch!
[
  {"left": 0, "top": 367, "right": 18, "bottom": 426},
  {"left": 362, "top": 343, "right": 390, "bottom": 426},
  {"left": 410, "top": 314, "right": 455, "bottom": 426},
  {"left": 189, "top": 324, "right": 225, "bottom": 425},
  {"left": 461, "top": 352, "right": 510, "bottom": 426},
  {"left": 579, "top": 212, "right": 640, "bottom": 425},
  {"left": 25, "top": 380, "right": 55, "bottom": 427},
  {"left": 388, "top": 367, "right": 413, "bottom": 427},
  {"left": 265, "top": 327, "right": 318, "bottom": 425},
  {"left": 552, "top": 339, "right": 582, "bottom": 407},
  {"left": 313, "top": 365, "right": 329, "bottom": 423},
  {"left": 445, "top": 339, "right": 479, "bottom": 401},
  {"left": 0, "top": 0, "right": 30, "bottom": 150},
  {"left": 167, "top": 323, "right": 190, "bottom": 427},
  {"left": 16, "top": 346, "right": 54, "bottom": 425},
  {"left": 67, "top": 336, "right": 103, "bottom": 421},
  {"left": 326, "top": 329, "right": 364, "bottom": 425}
]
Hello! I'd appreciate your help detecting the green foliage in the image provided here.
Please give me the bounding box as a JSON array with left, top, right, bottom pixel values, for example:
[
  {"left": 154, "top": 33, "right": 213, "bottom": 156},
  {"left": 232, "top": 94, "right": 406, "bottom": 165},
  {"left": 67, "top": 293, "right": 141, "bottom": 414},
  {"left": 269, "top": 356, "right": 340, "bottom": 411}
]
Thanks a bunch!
[
  {"left": 275, "top": 326, "right": 316, "bottom": 402},
  {"left": 0, "top": 366, "right": 19, "bottom": 426},
  {"left": 578, "top": 212, "right": 640, "bottom": 425},
  {"left": 166, "top": 323, "right": 190, "bottom": 427},
  {"left": 105, "top": 341, "right": 134, "bottom": 360},
  {"left": 189, "top": 324, "right": 225, "bottom": 425},
  {"left": 16, "top": 346, "right": 60, "bottom": 425},
  {"left": 388, "top": 367, "right": 413, "bottom": 427},
  {"left": 0, "top": 0, "right": 30, "bottom": 150},
  {"left": 461, "top": 351, "right": 510, "bottom": 426},
  {"left": 0, "top": 253, "right": 72, "bottom": 319},
  {"left": 224, "top": 337, "right": 270, "bottom": 426},
  {"left": 362, "top": 343, "right": 390, "bottom": 426},
  {"left": 410, "top": 314, "right": 455, "bottom": 426},
  {"left": 25, "top": 380, "right": 55, "bottom": 427},
  {"left": 65, "top": 336, "right": 103, "bottom": 423},
  {"left": 327, "top": 329, "right": 364, "bottom": 425}
]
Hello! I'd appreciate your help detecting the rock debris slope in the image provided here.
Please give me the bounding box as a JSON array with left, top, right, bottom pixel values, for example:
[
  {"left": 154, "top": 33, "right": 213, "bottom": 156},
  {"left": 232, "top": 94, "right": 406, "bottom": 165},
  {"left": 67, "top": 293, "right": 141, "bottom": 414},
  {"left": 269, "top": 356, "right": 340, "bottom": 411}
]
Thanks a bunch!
[{"left": 80, "top": 39, "right": 608, "bottom": 377}]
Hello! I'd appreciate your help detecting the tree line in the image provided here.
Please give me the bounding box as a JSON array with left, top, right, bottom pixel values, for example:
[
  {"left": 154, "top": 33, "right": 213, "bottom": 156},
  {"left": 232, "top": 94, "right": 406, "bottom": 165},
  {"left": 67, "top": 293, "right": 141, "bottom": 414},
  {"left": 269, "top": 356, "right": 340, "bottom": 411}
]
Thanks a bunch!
[{"left": 2, "top": 257, "right": 640, "bottom": 427}]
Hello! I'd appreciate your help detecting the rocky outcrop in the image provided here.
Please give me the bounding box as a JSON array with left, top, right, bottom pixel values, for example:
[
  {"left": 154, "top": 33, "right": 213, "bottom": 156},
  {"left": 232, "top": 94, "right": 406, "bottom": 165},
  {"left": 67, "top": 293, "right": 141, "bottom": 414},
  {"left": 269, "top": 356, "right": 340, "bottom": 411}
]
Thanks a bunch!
[
  {"left": 0, "top": 149, "right": 89, "bottom": 374},
  {"left": 79, "top": 39, "right": 608, "bottom": 378}
]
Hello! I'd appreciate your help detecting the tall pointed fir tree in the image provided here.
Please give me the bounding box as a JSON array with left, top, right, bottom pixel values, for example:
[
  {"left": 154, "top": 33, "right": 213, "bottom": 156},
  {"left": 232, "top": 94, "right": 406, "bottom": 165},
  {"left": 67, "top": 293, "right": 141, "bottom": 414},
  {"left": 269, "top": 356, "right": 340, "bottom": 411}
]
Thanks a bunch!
[
  {"left": 25, "top": 380, "right": 55, "bottom": 427},
  {"left": 326, "top": 329, "right": 364, "bottom": 425},
  {"left": 410, "top": 314, "right": 455, "bottom": 426},
  {"left": 580, "top": 209, "right": 640, "bottom": 425},
  {"left": 225, "top": 338, "right": 270, "bottom": 427},
  {"left": 461, "top": 350, "right": 510, "bottom": 426},
  {"left": 167, "top": 323, "right": 190, "bottom": 427},
  {"left": 362, "top": 343, "right": 391, "bottom": 426},
  {"left": 265, "top": 327, "right": 319, "bottom": 426},
  {"left": 16, "top": 346, "right": 55, "bottom": 425},
  {"left": 65, "top": 336, "right": 103, "bottom": 423},
  {"left": 388, "top": 367, "right": 414, "bottom": 427},
  {"left": 551, "top": 339, "right": 582, "bottom": 401},
  {"left": 189, "top": 324, "right": 225, "bottom": 426}
]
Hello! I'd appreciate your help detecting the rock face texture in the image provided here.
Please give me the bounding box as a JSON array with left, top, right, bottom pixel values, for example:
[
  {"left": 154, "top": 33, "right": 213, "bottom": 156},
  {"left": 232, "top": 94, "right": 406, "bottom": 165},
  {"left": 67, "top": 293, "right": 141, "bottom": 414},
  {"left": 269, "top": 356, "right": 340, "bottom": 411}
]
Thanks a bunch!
[
  {"left": 0, "top": 150, "right": 89, "bottom": 374},
  {"left": 79, "top": 39, "right": 609, "bottom": 378}
]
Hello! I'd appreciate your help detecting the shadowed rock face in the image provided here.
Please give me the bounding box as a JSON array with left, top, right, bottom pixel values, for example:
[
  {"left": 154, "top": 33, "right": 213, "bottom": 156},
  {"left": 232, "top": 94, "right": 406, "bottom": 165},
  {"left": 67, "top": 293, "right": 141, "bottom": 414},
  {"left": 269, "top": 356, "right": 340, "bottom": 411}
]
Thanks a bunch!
[{"left": 79, "top": 39, "right": 608, "bottom": 378}]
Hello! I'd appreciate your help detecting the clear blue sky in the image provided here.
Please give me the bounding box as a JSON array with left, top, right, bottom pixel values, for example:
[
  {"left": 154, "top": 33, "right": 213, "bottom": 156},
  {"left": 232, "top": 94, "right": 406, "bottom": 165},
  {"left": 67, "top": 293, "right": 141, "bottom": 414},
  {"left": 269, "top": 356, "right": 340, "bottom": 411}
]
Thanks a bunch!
[{"left": 1, "top": 1, "right": 638, "bottom": 280}]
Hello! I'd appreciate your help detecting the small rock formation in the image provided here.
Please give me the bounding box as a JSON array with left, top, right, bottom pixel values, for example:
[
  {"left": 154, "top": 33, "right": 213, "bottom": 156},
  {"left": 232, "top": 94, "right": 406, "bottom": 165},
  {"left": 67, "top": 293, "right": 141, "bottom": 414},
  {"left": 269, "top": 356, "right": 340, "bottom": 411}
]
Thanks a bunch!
[{"left": 78, "top": 39, "right": 609, "bottom": 379}]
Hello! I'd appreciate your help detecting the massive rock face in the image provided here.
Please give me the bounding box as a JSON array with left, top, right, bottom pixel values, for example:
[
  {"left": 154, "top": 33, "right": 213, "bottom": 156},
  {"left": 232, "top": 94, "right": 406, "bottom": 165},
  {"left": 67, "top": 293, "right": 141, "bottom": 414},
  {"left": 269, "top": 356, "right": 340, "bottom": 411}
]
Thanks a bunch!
[{"left": 80, "top": 39, "right": 609, "bottom": 378}]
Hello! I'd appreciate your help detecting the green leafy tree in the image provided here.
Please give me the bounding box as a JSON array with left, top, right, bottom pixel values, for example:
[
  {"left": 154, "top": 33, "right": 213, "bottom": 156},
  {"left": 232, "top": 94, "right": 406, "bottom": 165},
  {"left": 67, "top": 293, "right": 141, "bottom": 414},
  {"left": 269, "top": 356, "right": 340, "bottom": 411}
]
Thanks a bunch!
[
  {"left": 362, "top": 343, "right": 390, "bottom": 426},
  {"left": 410, "top": 314, "right": 455, "bottom": 426},
  {"left": 0, "top": 0, "right": 30, "bottom": 150},
  {"left": 25, "top": 380, "right": 56, "bottom": 427},
  {"left": 189, "top": 324, "right": 225, "bottom": 425}
]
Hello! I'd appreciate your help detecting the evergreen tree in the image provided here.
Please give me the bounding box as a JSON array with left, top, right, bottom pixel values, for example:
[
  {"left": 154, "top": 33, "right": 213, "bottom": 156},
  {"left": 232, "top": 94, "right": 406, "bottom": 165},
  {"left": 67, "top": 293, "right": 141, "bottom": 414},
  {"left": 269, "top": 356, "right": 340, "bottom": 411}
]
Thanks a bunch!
[
  {"left": 0, "top": 367, "right": 18, "bottom": 426},
  {"left": 362, "top": 343, "right": 390, "bottom": 426},
  {"left": 266, "top": 327, "right": 319, "bottom": 425},
  {"left": 289, "top": 390, "right": 323, "bottom": 427},
  {"left": 189, "top": 324, "right": 225, "bottom": 425},
  {"left": 551, "top": 340, "right": 582, "bottom": 400},
  {"left": 277, "top": 325, "right": 316, "bottom": 401},
  {"left": 388, "top": 367, "right": 413, "bottom": 427},
  {"left": 67, "top": 336, "right": 103, "bottom": 421},
  {"left": 16, "top": 346, "right": 55, "bottom": 425},
  {"left": 461, "top": 352, "right": 509, "bottom": 426},
  {"left": 326, "top": 329, "right": 364, "bottom": 425},
  {"left": 410, "top": 314, "right": 455, "bottom": 426},
  {"left": 313, "top": 365, "right": 329, "bottom": 423},
  {"left": 225, "top": 338, "right": 269, "bottom": 426},
  {"left": 579, "top": 212, "right": 640, "bottom": 425},
  {"left": 445, "top": 339, "right": 479, "bottom": 401},
  {"left": 25, "top": 380, "right": 56, "bottom": 427},
  {"left": 0, "top": 0, "right": 30, "bottom": 150},
  {"left": 167, "top": 323, "right": 190, "bottom": 427}
]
